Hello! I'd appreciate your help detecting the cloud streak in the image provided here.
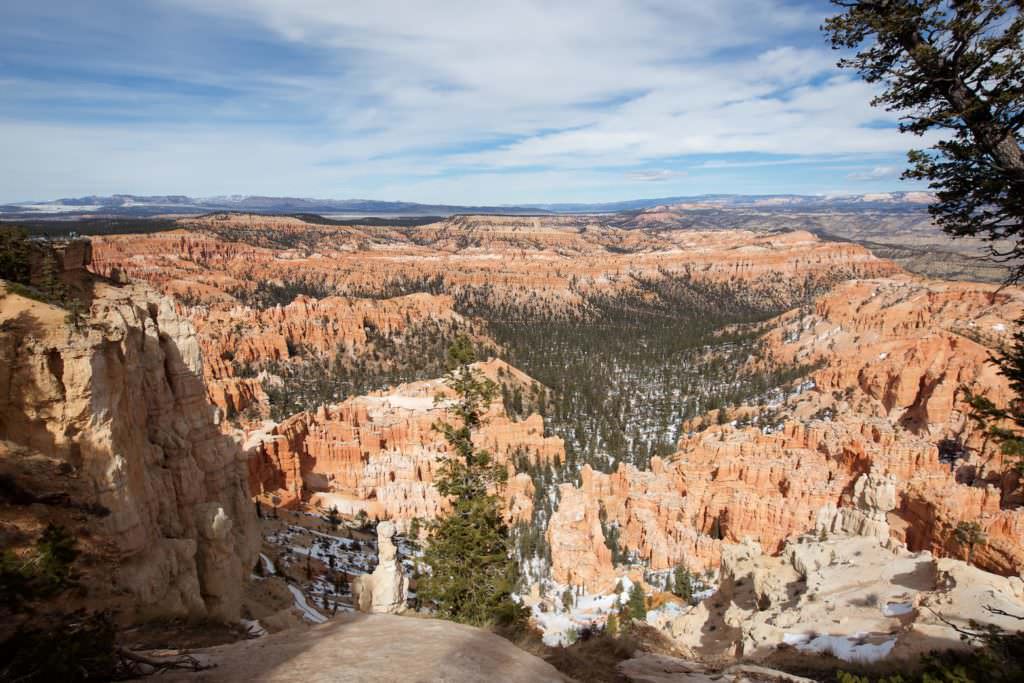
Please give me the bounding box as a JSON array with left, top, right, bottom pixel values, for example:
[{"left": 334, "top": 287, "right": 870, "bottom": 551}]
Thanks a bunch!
[
  {"left": 847, "top": 165, "right": 901, "bottom": 181},
  {"left": 626, "top": 170, "right": 686, "bottom": 182}
]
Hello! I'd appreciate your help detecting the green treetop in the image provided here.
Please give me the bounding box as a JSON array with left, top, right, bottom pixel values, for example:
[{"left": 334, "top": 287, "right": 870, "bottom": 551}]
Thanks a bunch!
[{"left": 416, "top": 337, "right": 523, "bottom": 627}]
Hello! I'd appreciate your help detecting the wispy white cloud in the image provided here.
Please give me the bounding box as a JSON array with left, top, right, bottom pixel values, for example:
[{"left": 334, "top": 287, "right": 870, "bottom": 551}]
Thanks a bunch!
[
  {"left": 626, "top": 170, "right": 686, "bottom": 182},
  {"left": 847, "top": 165, "right": 901, "bottom": 181},
  {"left": 0, "top": 1, "right": 927, "bottom": 202}
]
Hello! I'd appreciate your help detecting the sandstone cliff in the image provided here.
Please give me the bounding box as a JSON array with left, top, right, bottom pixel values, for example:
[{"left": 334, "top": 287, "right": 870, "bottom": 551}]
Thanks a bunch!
[
  {"left": 545, "top": 276, "right": 1024, "bottom": 587},
  {"left": 91, "top": 219, "right": 899, "bottom": 320},
  {"left": 0, "top": 280, "right": 259, "bottom": 623},
  {"left": 88, "top": 218, "right": 1024, "bottom": 593},
  {"left": 191, "top": 291, "right": 480, "bottom": 420},
  {"left": 246, "top": 358, "right": 562, "bottom": 522},
  {"left": 662, "top": 474, "right": 1024, "bottom": 667}
]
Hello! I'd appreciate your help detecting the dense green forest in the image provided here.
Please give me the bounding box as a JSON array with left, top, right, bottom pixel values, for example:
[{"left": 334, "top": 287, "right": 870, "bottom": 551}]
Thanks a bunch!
[
  {"left": 461, "top": 272, "right": 829, "bottom": 572},
  {"left": 463, "top": 270, "right": 829, "bottom": 473}
]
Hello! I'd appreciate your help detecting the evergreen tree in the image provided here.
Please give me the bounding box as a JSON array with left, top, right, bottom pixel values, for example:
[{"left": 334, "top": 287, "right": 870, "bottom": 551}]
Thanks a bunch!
[
  {"left": 0, "top": 228, "right": 32, "bottom": 284},
  {"left": 325, "top": 505, "right": 342, "bottom": 529},
  {"left": 561, "top": 586, "right": 575, "bottom": 611},
  {"left": 605, "top": 610, "right": 619, "bottom": 637},
  {"left": 826, "top": 1, "right": 1024, "bottom": 275},
  {"left": 954, "top": 520, "right": 987, "bottom": 566},
  {"left": 417, "top": 338, "right": 523, "bottom": 627},
  {"left": 673, "top": 565, "right": 694, "bottom": 603},
  {"left": 627, "top": 583, "right": 646, "bottom": 621},
  {"left": 37, "top": 252, "right": 65, "bottom": 304}
]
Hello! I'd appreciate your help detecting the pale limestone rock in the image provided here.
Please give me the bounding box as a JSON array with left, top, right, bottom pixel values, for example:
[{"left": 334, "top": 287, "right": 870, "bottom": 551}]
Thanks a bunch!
[
  {"left": 0, "top": 281, "right": 259, "bottom": 623},
  {"left": 668, "top": 531, "right": 1024, "bottom": 667},
  {"left": 351, "top": 521, "right": 408, "bottom": 614},
  {"left": 150, "top": 612, "right": 569, "bottom": 682},
  {"left": 817, "top": 467, "right": 898, "bottom": 541},
  {"left": 619, "top": 654, "right": 816, "bottom": 683}
]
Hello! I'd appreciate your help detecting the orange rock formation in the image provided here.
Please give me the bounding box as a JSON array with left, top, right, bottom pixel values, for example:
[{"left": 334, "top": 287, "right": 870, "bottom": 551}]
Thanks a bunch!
[
  {"left": 246, "top": 359, "right": 562, "bottom": 523},
  {"left": 0, "top": 279, "right": 259, "bottom": 622},
  {"left": 87, "top": 217, "right": 1024, "bottom": 589},
  {"left": 547, "top": 277, "right": 1024, "bottom": 587}
]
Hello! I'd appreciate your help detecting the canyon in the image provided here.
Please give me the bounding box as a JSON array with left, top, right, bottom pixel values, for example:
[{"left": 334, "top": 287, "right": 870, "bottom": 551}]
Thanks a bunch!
[
  {"left": 3, "top": 211, "right": 1023, "bottom": 679},
  {"left": 84, "top": 215, "right": 1024, "bottom": 584}
]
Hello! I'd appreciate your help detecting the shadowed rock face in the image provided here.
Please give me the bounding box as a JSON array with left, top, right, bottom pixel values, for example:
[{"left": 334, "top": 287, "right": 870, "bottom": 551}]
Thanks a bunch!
[
  {"left": 153, "top": 612, "right": 570, "bottom": 683},
  {"left": 0, "top": 280, "right": 258, "bottom": 623}
]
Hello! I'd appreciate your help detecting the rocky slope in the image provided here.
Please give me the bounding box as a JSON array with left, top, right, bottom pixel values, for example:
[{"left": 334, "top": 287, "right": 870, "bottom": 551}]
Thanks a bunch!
[
  {"left": 0, "top": 278, "right": 258, "bottom": 623},
  {"left": 153, "top": 612, "right": 570, "bottom": 683},
  {"left": 87, "top": 215, "right": 901, "bottom": 428},
  {"left": 246, "top": 358, "right": 562, "bottom": 522},
  {"left": 90, "top": 217, "right": 899, "bottom": 318},
  {"left": 544, "top": 275, "right": 1024, "bottom": 588},
  {"left": 617, "top": 202, "right": 1011, "bottom": 282},
  {"left": 661, "top": 471, "right": 1024, "bottom": 668},
  {"left": 192, "top": 292, "right": 480, "bottom": 421},
  {"left": 88, "top": 218, "right": 1024, "bottom": 587}
]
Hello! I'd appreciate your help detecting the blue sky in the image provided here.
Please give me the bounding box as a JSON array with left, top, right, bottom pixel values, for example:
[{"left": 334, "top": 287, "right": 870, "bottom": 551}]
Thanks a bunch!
[{"left": 0, "top": 0, "right": 931, "bottom": 204}]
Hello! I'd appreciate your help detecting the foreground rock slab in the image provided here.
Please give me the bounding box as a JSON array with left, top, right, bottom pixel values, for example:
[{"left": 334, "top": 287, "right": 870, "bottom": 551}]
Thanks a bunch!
[
  {"left": 619, "top": 654, "right": 815, "bottom": 683},
  {"left": 152, "top": 613, "right": 570, "bottom": 683}
]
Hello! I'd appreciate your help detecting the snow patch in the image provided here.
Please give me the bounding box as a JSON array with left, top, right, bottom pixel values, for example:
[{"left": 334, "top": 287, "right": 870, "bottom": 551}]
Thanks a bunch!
[
  {"left": 288, "top": 584, "right": 327, "bottom": 624},
  {"left": 784, "top": 632, "right": 896, "bottom": 663},
  {"left": 882, "top": 602, "right": 914, "bottom": 617},
  {"left": 526, "top": 579, "right": 634, "bottom": 646},
  {"left": 692, "top": 587, "right": 717, "bottom": 602},
  {"left": 240, "top": 619, "right": 268, "bottom": 637}
]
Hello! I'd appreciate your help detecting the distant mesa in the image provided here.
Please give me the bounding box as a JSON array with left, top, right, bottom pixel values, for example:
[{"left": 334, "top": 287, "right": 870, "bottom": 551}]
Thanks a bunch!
[{"left": 0, "top": 191, "right": 936, "bottom": 219}]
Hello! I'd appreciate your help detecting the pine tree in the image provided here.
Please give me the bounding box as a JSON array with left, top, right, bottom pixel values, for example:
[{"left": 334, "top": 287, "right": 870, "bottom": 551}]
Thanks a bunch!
[
  {"left": 37, "top": 251, "right": 65, "bottom": 304},
  {"left": 605, "top": 610, "right": 619, "bottom": 637},
  {"left": 561, "top": 586, "right": 574, "bottom": 611},
  {"left": 826, "top": 1, "right": 1024, "bottom": 274},
  {"left": 627, "top": 583, "right": 646, "bottom": 621},
  {"left": 953, "top": 521, "right": 987, "bottom": 566},
  {"left": 417, "top": 337, "right": 524, "bottom": 627},
  {"left": 673, "top": 565, "right": 694, "bottom": 603}
]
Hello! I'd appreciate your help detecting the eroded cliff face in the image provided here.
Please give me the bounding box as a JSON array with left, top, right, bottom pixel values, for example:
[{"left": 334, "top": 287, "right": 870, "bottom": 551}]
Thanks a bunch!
[
  {"left": 87, "top": 219, "right": 1023, "bottom": 594},
  {"left": 246, "top": 358, "right": 562, "bottom": 523},
  {"left": 546, "top": 276, "right": 1024, "bottom": 588},
  {"left": 0, "top": 281, "right": 258, "bottom": 623},
  {"left": 90, "top": 219, "right": 899, "bottom": 319},
  {"left": 191, "top": 292, "right": 480, "bottom": 420},
  {"left": 88, "top": 219, "right": 902, "bottom": 429}
]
